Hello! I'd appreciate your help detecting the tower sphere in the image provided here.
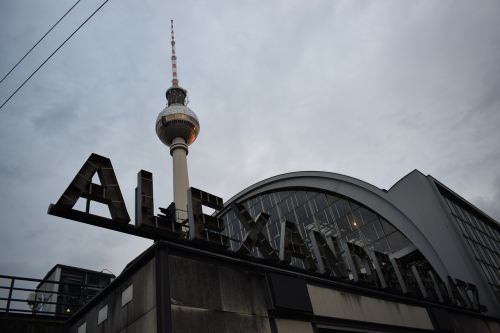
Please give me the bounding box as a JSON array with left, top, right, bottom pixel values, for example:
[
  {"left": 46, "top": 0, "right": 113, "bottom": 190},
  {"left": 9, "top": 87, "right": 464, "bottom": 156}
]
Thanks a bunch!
[{"left": 155, "top": 87, "right": 200, "bottom": 146}]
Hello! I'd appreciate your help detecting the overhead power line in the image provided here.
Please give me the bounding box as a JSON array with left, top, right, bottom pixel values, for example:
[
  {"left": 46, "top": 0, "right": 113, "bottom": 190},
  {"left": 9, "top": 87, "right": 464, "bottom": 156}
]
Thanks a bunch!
[
  {"left": 0, "top": 0, "right": 111, "bottom": 111},
  {"left": 0, "top": 0, "right": 82, "bottom": 85}
]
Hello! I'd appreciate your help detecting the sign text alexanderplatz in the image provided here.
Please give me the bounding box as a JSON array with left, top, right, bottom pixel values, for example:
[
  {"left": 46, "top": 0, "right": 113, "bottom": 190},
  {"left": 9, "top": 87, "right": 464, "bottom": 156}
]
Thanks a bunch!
[{"left": 48, "top": 153, "right": 486, "bottom": 312}]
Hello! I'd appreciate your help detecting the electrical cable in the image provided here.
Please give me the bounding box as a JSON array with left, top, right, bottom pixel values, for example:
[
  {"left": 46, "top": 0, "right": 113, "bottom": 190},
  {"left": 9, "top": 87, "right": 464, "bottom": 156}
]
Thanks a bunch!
[
  {"left": 0, "top": 0, "right": 82, "bottom": 85},
  {"left": 0, "top": 0, "right": 110, "bottom": 111}
]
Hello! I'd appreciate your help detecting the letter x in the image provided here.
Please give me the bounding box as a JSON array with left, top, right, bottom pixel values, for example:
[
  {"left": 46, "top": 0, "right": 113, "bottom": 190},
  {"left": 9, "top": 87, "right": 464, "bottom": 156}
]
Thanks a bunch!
[{"left": 231, "top": 203, "right": 279, "bottom": 261}]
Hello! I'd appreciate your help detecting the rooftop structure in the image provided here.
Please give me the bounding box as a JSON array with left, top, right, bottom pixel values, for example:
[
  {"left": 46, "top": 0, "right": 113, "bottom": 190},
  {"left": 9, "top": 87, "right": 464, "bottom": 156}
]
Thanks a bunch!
[
  {"left": 32, "top": 264, "right": 114, "bottom": 316},
  {"left": 0, "top": 264, "right": 113, "bottom": 332}
]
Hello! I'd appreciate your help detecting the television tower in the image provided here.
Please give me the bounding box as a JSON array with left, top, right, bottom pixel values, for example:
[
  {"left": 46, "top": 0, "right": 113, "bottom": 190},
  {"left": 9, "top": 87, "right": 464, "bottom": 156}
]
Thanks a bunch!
[{"left": 156, "top": 19, "right": 200, "bottom": 222}]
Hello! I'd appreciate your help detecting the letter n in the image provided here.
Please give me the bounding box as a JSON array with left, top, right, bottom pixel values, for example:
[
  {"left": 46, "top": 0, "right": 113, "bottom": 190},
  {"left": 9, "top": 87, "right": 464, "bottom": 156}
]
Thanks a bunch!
[{"left": 309, "top": 230, "right": 348, "bottom": 278}]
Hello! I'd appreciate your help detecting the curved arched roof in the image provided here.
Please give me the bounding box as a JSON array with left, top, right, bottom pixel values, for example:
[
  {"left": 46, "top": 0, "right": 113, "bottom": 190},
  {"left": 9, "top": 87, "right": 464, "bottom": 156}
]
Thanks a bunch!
[{"left": 221, "top": 171, "right": 449, "bottom": 280}]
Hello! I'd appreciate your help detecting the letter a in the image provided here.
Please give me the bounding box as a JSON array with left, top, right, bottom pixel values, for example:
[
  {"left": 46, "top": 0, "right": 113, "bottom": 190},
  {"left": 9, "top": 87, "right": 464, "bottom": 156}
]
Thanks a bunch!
[{"left": 48, "top": 153, "right": 130, "bottom": 224}]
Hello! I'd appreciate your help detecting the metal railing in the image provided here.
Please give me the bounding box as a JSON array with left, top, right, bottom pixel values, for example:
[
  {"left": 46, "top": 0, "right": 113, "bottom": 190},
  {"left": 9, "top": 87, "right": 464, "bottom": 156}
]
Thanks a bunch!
[{"left": 0, "top": 274, "right": 107, "bottom": 317}]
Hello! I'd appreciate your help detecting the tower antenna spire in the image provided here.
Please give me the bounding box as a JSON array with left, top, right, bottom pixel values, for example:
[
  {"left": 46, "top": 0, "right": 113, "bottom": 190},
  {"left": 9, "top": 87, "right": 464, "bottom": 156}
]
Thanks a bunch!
[{"left": 170, "top": 19, "right": 179, "bottom": 87}]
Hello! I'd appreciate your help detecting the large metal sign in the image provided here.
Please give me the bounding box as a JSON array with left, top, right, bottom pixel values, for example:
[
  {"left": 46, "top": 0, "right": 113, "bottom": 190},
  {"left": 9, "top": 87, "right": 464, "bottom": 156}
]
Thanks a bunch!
[{"left": 48, "top": 153, "right": 486, "bottom": 312}]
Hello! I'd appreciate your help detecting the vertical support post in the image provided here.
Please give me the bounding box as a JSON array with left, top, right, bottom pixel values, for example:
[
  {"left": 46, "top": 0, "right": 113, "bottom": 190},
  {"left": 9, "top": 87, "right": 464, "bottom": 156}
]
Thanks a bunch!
[
  {"left": 155, "top": 245, "right": 171, "bottom": 333},
  {"left": 135, "top": 170, "right": 155, "bottom": 228},
  {"left": 428, "top": 270, "right": 444, "bottom": 302},
  {"left": 6, "top": 278, "right": 15, "bottom": 313},
  {"left": 411, "top": 265, "right": 428, "bottom": 299},
  {"left": 390, "top": 257, "right": 408, "bottom": 294}
]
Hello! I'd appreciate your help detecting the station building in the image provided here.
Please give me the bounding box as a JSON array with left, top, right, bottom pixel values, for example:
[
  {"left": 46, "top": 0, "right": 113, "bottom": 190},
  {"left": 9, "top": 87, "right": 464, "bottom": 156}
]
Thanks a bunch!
[{"left": 55, "top": 168, "right": 500, "bottom": 333}]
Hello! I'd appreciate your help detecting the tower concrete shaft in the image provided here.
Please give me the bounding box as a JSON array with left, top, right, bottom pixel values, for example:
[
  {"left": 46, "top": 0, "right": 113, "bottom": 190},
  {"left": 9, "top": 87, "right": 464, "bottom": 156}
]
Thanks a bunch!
[{"left": 170, "top": 137, "right": 189, "bottom": 221}]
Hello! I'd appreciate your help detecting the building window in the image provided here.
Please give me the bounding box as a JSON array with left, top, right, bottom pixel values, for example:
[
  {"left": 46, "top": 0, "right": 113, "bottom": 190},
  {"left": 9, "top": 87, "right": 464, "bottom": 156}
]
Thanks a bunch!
[
  {"left": 440, "top": 194, "right": 500, "bottom": 302},
  {"left": 221, "top": 189, "right": 416, "bottom": 269},
  {"left": 77, "top": 322, "right": 86, "bottom": 333},
  {"left": 97, "top": 304, "right": 108, "bottom": 325},
  {"left": 121, "top": 284, "right": 133, "bottom": 307}
]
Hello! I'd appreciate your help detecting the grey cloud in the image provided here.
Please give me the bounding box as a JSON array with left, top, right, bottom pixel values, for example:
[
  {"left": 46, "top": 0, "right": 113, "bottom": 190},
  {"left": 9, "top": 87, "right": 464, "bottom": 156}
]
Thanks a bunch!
[
  {"left": 474, "top": 177, "right": 500, "bottom": 222},
  {"left": 1, "top": 0, "right": 499, "bottom": 280}
]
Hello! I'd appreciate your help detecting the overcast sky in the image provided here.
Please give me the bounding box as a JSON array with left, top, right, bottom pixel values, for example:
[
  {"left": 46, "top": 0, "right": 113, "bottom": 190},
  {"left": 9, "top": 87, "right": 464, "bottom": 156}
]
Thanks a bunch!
[{"left": 1, "top": 0, "right": 499, "bottom": 280}]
